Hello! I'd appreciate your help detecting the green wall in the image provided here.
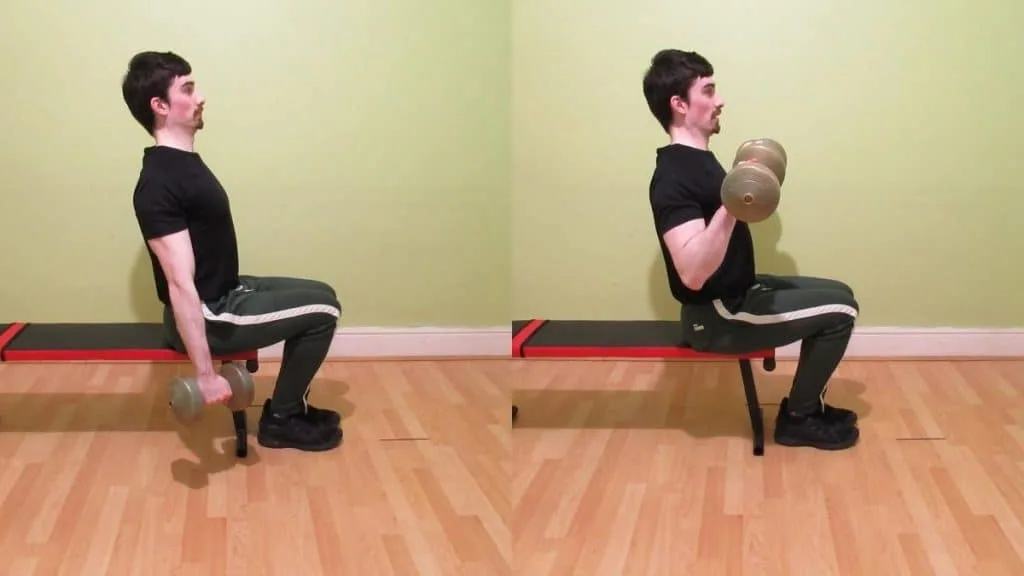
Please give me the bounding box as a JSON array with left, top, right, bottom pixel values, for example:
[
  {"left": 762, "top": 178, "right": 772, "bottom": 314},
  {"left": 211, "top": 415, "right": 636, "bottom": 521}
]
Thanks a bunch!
[
  {"left": 3, "top": 1, "right": 1022, "bottom": 329},
  {"left": 0, "top": 0, "right": 509, "bottom": 327},
  {"left": 511, "top": 0, "right": 1024, "bottom": 327}
]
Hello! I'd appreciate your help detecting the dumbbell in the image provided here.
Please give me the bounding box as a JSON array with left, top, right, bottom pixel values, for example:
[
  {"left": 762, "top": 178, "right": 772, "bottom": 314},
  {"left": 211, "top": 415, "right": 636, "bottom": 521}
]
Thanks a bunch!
[
  {"left": 167, "top": 362, "right": 255, "bottom": 423},
  {"left": 720, "top": 138, "right": 787, "bottom": 223}
]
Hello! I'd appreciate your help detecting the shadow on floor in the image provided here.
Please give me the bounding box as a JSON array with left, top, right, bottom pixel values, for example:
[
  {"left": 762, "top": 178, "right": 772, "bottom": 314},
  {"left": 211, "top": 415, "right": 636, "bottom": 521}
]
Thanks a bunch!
[
  {"left": 0, "top": 375, "right": 354, "bottom": 490},
  {"left": 512, "top": 362, "right": 869, "bottom": 446}
]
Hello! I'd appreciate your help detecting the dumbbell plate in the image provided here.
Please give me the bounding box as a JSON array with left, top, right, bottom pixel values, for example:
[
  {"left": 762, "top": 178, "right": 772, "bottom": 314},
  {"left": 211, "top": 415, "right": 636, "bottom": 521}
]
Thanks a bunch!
[
  {"left": 220, "top": 362, "right": 256, "bottom": 412},
  {"left": 168, "top": 376, "right": 204, "bottom": 423},
  {"left": 721, "top": 162, "right": 781, "bottom": 223},
  {"left": 734, "top": 139, "right": 787, "bottom": 185}
]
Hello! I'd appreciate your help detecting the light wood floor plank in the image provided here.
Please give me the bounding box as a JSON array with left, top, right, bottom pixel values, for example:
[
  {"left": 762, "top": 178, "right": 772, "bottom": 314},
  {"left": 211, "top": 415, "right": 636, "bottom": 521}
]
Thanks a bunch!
[
  {"left": 513, "top": 358, "right": 1024, "bottom": 575},
  {"left": 0, "top": 359, "right": 511, "bottom": 576},
  {"left": 5, "top": 357, "right": 1024, "bottom": 574}
]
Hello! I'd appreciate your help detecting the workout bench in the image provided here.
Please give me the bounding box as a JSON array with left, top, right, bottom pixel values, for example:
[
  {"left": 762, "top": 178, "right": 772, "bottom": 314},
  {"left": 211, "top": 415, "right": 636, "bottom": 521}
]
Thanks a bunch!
[
  {"left": 0, "top": 322, "right": 260, "bottom": 458},
  {"left": 511, "top": 319, "right": 777, "bottom": 456}
]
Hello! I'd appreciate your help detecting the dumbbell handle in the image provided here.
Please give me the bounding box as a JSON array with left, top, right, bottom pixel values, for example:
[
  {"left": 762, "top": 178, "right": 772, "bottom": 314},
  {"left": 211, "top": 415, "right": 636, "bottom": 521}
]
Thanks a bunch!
[{"left": 168, "top": 362, "right": 255, "bottom": 423}]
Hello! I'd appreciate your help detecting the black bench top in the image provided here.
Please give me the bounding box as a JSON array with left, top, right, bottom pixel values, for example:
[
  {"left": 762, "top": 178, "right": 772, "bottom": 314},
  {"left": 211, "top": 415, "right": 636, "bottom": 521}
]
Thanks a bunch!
[{"left": 4, "top": 323, "right": 173, "bottom": 351}]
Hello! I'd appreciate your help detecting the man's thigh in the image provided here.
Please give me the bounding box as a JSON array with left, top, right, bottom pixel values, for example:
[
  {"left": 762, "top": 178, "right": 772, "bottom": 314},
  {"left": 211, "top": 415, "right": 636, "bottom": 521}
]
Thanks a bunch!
[
  {"left": 203, "top": 283, "right": 342, "bottom": 354},
  {"left": 686, "top": 285, "right": 858, "bottom": 354},
  {"left": 240, "top": 275, "right": 337, "bottom": 298},
  {"left": 757, "top": 274, "right": 854, "bottom": 297}
]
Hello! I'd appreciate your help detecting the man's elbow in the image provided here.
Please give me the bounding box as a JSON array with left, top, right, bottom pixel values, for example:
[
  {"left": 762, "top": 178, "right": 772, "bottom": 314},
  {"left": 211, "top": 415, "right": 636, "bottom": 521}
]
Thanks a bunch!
[
  {"left": 166, "top": 276, "right": 198, "bottom": 304},
  {"left": 670, "top": 252, "right": 707, "bottom": 291},
  {"left": 671, "top": 258, "right": 704, "bottom": 289},
  {"left": 677, "top": 267, "right": 707, "bottom": 291}
]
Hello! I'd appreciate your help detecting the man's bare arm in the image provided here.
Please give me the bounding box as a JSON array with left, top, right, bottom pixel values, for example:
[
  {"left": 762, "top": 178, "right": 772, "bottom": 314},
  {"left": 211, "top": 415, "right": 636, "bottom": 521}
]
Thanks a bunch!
[
  {"left": 146, "top": 230, "right": 216, "bottom": 378},
  {"left": 662, "top": 205, "right": 736, "bottom": 291}
]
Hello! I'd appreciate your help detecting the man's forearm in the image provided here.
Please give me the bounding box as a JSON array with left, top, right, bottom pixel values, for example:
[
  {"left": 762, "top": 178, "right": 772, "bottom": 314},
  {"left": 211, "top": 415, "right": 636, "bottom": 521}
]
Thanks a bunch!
[
  {"left": 678, "top": 207, "right": 736, "bottom": 289},
  {"left": 168, "top": 283, "right": 216, "bottom": 377}
]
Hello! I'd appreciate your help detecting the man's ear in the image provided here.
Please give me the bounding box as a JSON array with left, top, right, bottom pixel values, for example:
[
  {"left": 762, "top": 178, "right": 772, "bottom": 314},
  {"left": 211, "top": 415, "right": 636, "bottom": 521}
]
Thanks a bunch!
[
  {"left": 669, "top": 94, "right": 688, "bottom": 115},
  {"left": 149, "top": 96, "right": 168, "bottom": 117}
]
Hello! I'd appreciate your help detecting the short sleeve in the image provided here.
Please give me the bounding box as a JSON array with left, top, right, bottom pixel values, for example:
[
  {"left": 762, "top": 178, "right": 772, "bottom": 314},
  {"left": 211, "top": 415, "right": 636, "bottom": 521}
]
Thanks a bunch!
[
  {"left": 133, "top": 179, "right": 188, "bottom": 240},
  {"left": 650, "top": 172, "right": 704, "bottom": 237}
]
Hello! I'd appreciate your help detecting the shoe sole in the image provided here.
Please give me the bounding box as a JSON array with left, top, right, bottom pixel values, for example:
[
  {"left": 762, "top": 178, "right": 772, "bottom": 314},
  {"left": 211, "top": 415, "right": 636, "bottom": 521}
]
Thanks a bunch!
[
  {"left": 774, "top": 428, "right": 859, "bottom": 451},
  {"left": 257, "top": 427, "right": 343, "bottom": 452}
]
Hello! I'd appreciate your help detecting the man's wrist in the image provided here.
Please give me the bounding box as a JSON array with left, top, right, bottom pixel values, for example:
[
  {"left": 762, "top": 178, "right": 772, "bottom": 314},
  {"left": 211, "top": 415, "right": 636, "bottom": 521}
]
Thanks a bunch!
[{"left": 195, "top": 364, "right": 217, "bottom": 378}]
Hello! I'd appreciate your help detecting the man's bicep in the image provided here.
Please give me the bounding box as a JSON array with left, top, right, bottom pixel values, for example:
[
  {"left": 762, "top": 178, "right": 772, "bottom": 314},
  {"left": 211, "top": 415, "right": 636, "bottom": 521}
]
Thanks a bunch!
[
  {"left": 651, "top": 174, "right": 705, "bottom": 235},
  {"left": 661, "top": 218, "right": 705, "bottom": 256},
  {"left": 135, "top": 182, "right": 189, "bottom": 240},
  {"left": 146, "top": 230, "right": 195, "bottom": 288},
  {"left": 651, "top": 178, "right": 706, "bottom": 265}
]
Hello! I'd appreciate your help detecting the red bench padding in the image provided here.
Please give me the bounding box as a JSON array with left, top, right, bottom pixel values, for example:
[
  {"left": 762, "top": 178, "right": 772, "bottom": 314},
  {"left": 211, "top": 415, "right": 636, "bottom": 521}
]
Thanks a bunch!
[
  {"left": 0, "top": 323, "right": 21, "bottom": 355},
  {"left": 0, "top": 322, "right": 257, "bottom": 363}
]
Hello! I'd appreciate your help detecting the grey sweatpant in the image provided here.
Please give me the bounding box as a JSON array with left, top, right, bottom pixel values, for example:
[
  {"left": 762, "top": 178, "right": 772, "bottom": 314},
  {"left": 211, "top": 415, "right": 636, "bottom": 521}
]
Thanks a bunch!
[
  {"left": 680, "top": 274, "right": 858, "bottom": 416},
  {"left": 163, "top": 275, "right": 341, "bottom": 416}
]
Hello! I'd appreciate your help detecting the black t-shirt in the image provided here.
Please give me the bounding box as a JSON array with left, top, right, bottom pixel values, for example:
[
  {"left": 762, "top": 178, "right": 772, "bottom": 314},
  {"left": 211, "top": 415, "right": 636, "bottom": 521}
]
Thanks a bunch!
[
  {"left": 132, "top": 146, "right": 240, "bottom": 306},
  {"left": 648, "top": 143, "right": 756, "bottom": 305}
]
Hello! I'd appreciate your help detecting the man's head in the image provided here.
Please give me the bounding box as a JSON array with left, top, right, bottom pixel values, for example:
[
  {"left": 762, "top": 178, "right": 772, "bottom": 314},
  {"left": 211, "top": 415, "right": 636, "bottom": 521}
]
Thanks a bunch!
[
  {"left": 643, "top": 49, "right": 723, "bottom": 140},
  {"left": 121, "top": 51, "right": 205, "bottom": 137}
]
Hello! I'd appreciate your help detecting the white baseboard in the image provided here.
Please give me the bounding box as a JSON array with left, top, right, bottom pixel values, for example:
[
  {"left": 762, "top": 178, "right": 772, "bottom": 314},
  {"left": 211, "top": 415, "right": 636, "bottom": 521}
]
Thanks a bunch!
[
  {"left": 255, "top": 326, "right": 1024, "bottom": 360},
  {"left": 776, "top": 327, "right": 1024, "bottom": 359},
  {"left": 258, "top": 326, "right": 511, "bottom": 359}
]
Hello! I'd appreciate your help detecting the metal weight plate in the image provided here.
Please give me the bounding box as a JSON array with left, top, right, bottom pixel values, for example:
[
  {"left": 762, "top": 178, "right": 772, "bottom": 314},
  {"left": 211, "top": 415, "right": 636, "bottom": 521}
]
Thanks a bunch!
[
  {"left": 168, "top": 376, "right": 204, "bottom": 422},
  {"left": 734, "top": 139, "right": 787, "bottom": 185},
  {"left": 721, "top": 161, "right": 781, "bottom": 223},
  {"left": 220, "top": 362, "right": 255, "bottom": 412}
]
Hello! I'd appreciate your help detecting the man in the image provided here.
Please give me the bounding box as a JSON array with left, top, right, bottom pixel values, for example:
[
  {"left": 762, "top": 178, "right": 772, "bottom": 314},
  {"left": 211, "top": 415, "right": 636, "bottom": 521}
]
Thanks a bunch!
[
  {"left": 643, "top": 49, "right": 861, "bottom": 451},
  {"left": 122, "top": 51, "right": 343, "bottom": 452}
]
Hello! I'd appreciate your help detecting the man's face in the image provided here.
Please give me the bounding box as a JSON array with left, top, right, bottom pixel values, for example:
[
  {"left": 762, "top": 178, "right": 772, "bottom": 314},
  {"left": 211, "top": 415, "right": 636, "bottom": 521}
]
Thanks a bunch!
[
  {"left": 675, "top": 75, "right": 724, "bottom": 136},
  {"left": 153, "top": 74, "right": 205, "bottom": 133}
]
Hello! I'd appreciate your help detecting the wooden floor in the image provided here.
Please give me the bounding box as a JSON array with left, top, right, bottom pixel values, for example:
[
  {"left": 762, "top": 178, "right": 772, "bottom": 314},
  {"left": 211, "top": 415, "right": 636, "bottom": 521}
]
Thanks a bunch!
[
  {"left": 5, "top": 358, "right": 1024, "bottom": 575},
  {"left": 0, "top": 359, "right": 511, "bottom": 576},
  {"left": 512, "top": 358, "right": 1024, "bottom": 576}
]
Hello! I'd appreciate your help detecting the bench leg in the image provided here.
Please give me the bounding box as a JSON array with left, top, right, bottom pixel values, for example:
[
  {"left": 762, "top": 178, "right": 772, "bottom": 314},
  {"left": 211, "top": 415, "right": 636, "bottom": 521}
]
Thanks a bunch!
[
  {"left": 221, "top": 359, "right": 256, "bottom": 458},
  {"left": 738, "top": 359, "right": 765, "bottom": 456},
  {"left": 232, "top": 410, "right": 248, "bottom": 458}
]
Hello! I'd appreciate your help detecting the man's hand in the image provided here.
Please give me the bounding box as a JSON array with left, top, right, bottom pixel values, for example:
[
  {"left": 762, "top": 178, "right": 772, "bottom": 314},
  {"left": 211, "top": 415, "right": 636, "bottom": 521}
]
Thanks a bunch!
[{"left": 196, "top": 373, "right": 233, "bottom": 405}]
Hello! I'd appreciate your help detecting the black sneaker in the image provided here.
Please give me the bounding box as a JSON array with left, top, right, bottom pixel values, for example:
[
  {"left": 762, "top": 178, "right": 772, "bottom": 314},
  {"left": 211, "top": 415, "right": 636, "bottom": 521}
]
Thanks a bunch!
[
  {"left": 774, "top": 404, "right": 859, "bottom": 451},
  {"left": 304, "top": 404, "right": 342, "bottom": 429},
  {"left": 257, "top": 400, "right": 342, "bottom": 452},
  {"left": 780, "top": 396, "right": 857, "bottom": 426},
  {"left": 824, "top": 404, "right": 857, "bottom": 426}
]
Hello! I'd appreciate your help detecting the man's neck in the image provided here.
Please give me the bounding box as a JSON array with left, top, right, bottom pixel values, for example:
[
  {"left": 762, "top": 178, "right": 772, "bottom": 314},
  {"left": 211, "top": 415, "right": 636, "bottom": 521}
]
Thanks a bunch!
[
  {"left": 153, "top": 128, "right": 196, "bottom": 153},
  {"left": 667, "top": 125, "right": 710, "bottom": 150}
]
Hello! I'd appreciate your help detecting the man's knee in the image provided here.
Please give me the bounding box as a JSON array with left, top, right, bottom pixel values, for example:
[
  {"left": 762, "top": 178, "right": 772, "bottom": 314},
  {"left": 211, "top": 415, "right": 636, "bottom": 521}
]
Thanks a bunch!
[
  {"left": 313, "top": 279, "right": 337, "bottom": 299},
  {"left": 827, "top": 290, "right": 858, "bottom": 329},
  {"left": 286, "top": 288, "right": 342, "bottom": 333},
  {"left": 816, "top": 275, "right": 855, "bottom": 298},
  {"left": 311, "top": 291, "right": 342, "bottom": 322}
]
